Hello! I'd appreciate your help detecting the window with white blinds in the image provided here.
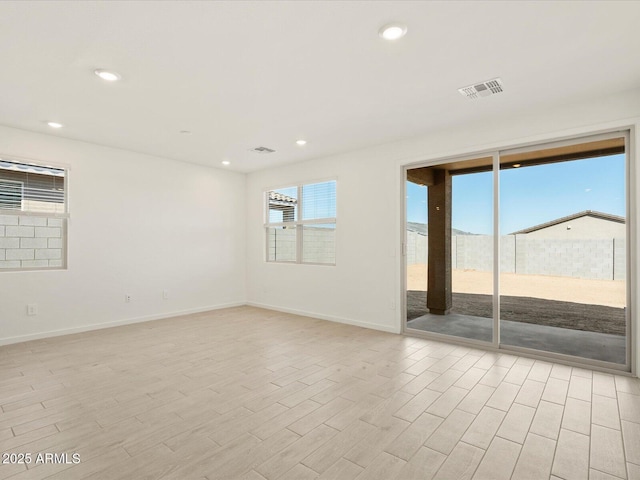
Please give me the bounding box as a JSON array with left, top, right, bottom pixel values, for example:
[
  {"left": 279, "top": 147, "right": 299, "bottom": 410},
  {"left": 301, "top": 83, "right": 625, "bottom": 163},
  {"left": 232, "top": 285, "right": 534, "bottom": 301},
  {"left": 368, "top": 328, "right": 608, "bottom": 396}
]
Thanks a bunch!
[
  {"left": 0, "top": 159, "right": 66, "bottom": 214},
  {"left": 265, "top": 180, "right": 336, "bottom": 265},
  {"left": 0, "top": 157, "right": 68, "bottom": 271},
  {"left": 0, "top": 180, "right": 23, "bottom": 210}
]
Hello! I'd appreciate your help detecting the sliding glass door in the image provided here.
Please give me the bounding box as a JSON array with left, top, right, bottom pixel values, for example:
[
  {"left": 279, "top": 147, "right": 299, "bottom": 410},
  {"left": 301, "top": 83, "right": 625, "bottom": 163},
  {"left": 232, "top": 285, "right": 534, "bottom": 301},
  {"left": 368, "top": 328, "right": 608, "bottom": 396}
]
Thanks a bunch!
[
  {"left": 405, "top": 156, "right": 494, "bottom": 344},
  {"left": 405, "top": 132, "right": 630, "bottom": 369},
  {"left": 499, "top": 138, "right": 628, "bottom": 364}
]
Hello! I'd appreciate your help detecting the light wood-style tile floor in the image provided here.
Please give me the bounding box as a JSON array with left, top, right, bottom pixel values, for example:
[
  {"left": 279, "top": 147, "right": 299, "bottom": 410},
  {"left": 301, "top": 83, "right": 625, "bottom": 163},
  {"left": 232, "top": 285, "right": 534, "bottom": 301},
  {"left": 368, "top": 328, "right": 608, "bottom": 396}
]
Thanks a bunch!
[{"left": 1, "top": 306, "right": 639, "bottom": 479}]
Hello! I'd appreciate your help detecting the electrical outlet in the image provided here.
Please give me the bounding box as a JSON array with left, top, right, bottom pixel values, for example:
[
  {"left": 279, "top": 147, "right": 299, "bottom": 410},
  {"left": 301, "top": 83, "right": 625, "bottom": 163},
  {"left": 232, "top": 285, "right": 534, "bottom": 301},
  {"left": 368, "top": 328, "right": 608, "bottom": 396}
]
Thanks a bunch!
[
  {"left": 27, "top": 304, "right": 38, "bottom": 316},
  {"left": 162, "top": 290, "right": 169, "bottom": 300},
  {"left": 125, "top": 295, "right": 131, "bottom": 303},
  {"left": 389, "top": 300, "right": 396, "bottom": 310}
]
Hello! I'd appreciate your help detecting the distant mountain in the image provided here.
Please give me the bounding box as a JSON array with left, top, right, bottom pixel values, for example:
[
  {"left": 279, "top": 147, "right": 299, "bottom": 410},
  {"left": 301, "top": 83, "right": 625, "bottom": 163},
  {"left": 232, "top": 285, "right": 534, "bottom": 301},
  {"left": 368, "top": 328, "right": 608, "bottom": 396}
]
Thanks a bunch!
[{"left": 407, "top": 222, "right": 475, "bottom": 236}]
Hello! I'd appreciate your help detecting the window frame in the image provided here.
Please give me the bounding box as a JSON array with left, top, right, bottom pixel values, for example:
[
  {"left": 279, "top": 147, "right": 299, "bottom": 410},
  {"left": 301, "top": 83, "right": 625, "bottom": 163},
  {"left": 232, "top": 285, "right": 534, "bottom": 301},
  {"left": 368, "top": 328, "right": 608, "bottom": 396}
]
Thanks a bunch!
[
  {"left": 264, "top": 178, "right": 337, "bottom": 265},
  {"left": 0, "top": 154, "right": 70, "bottom": 272},
  {"left": 0, "top": 155, "right": 69, "bottom": 218}
]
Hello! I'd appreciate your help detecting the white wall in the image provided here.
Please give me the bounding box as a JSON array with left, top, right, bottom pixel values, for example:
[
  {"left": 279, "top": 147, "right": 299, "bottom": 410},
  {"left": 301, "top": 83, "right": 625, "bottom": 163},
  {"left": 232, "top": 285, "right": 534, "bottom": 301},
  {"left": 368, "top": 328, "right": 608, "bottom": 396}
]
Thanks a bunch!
[
  {"left": 0, "top": 125, "right": 246, "bottom": 344},
  {"left": 246, "top": 88, "right": 640, "bottom": 374},
  {"left": 247, "top": 155, "right": 400, "bottom": 333}
]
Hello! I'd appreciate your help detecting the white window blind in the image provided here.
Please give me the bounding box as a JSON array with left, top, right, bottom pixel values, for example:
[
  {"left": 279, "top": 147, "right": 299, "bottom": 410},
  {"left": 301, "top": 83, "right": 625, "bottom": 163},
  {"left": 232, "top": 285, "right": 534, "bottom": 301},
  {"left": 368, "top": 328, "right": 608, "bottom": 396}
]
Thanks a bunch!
[
  {"left": 0, "top": 157, "right": 68, "bottom": 271},
  {"left": 0, "top": 180, "right": 23, "bottom": 210},
  {"left": 265, "top": 180, "right": 336, "bottom": 264},
  {"left": 0, "top": 159, "right": 66, "bottom": 215}
]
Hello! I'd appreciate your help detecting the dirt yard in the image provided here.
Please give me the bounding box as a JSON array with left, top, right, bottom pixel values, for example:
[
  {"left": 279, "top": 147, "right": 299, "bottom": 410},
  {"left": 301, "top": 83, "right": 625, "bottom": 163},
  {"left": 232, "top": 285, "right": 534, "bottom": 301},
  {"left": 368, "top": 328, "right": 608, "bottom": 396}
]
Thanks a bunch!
[
  {"left": 406, "top": 265, "right": 626, "bottom": 335},
  {"left": 407, "top": 264, "right": 625, "bottom": 308}
]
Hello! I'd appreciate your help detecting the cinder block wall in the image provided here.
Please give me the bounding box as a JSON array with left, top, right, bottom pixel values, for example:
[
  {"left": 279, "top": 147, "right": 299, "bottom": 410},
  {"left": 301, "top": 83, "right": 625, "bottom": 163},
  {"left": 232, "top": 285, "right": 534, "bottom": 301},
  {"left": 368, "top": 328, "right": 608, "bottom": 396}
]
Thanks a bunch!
[
  {"left": 0, "top": 215, "right": 65, "bottom": 269},
  {"left": 267, "top": 226, "right": 336, "bottom": 264},
  {"left": 517, "top": 237, "right": 624, "bottom": 280},
  {"left": 406, "top": 231, "right": 626, "bottom": 281}
]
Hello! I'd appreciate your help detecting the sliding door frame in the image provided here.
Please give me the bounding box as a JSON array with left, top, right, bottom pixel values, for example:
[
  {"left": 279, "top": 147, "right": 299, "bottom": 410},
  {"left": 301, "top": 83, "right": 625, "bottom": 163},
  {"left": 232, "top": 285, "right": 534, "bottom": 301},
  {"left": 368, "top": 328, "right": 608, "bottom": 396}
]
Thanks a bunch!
[
  {"left": 401, "top": 149, "right": 499, "bottom": 351},
  {"left": 402, "top": 128, "right": 635, "bottom": 374}
]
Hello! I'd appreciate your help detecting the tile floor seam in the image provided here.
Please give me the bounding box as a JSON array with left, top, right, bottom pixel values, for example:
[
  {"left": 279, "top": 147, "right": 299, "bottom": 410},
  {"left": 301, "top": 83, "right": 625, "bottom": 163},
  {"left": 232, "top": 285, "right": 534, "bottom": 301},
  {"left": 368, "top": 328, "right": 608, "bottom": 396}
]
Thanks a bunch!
[
  {"left": 507, "top": 438, "right": 527, "bottom": 480},
  {"left": 547, "top": 421, "right": 563, "bottom": 479},
  {"left": 461, "top": 439, "right": 487, "bottom": 479},
  {"left": 428, "top": 440, "right": 486, "bottom": 480}
]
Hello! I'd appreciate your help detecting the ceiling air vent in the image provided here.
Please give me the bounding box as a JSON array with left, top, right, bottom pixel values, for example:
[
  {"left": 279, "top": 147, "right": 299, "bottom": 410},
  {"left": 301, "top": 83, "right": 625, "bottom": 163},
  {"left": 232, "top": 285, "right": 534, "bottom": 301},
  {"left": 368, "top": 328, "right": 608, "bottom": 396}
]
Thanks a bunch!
[
  {"left": 251, "top": 146, "right": 276, "bottom": 154},
  {"left": 458, "top": 77, "right": 504, "bottom": 100}
]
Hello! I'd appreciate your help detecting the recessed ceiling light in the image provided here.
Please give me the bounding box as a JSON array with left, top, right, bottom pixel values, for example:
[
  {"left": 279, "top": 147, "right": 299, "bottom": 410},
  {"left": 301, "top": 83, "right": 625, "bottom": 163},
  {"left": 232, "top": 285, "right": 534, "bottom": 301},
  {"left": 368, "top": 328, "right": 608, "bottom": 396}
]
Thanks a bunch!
[
  {"left": 296, "top": 139, "right": 307, "bottom": 146},
  {"left": 379, "top": 23, "right": 407, "bottom": 40},
  {"left": 94, "top": 69, "right": 121, "bottom": 82},
  {"left": 46, "top": 122, "right": 63, "bottom": 129},
  {"left": 221, "top": 160, "right": 230, "bottom": 166},
  {"left": 513, "top": 164, "right": 521, "bottom": 168}
]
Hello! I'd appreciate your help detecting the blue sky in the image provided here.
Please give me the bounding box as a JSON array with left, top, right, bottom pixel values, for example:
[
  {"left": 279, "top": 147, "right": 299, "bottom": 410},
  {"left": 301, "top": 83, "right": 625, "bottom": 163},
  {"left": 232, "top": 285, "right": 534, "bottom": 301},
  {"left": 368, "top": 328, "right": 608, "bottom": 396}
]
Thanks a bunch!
[{"left": 407, "top": 154, "right": 625, "bottom": 235}]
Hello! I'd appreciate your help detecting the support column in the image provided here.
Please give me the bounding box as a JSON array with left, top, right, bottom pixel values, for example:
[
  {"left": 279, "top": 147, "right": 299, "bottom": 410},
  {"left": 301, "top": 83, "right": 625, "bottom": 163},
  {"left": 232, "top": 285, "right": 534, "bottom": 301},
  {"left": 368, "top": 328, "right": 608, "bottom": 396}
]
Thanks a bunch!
[{"left": 427, "top": 169, "right": 452, "bottom": 315}]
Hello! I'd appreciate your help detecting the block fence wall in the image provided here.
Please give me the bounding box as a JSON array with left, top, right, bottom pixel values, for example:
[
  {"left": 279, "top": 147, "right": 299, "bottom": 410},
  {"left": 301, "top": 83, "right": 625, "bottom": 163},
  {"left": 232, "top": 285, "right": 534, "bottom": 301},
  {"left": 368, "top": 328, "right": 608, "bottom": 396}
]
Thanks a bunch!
[
  {"left": 0, "top": 214, "right": 65, "bottom": 269},
  {"left": 407, "top": 231, "right": 626, "bottom": 281},
  {"left": 267, "top": 226, "right": 336, "bottom": 264}
]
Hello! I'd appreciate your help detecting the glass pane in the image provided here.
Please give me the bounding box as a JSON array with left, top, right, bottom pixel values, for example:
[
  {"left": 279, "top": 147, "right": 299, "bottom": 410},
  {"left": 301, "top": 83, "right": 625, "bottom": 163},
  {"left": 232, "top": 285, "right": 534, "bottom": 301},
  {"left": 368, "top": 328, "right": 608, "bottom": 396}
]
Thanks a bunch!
[
  {"left": 406, "top": 161, "right": 493, "bottom": 343},
  {"left": 450, "top": 171, "right": 494, "bottom": 342},
  {"left": 302, "top": 181, "right": 336, "bottom": 220},
  {"left": 0, "top": 215, "right": 66, "bottom": 270},
  {"left": 500, "top": 150, "right": 627, "bottom": 364},
  {"left": 267, "top": 186, "right": 297, "bottom": 223},
  {"left": 406, "top": 180, "right": 428, "bottom": 317},
  {"left": 267, "top": 225, "right": 296, "bottom": 262},
  {"left": 302, "top": 224, "right": 335, "bottom": 264},
  {"left": 0, "top": 159, "right": 65, "bottom": 214}
]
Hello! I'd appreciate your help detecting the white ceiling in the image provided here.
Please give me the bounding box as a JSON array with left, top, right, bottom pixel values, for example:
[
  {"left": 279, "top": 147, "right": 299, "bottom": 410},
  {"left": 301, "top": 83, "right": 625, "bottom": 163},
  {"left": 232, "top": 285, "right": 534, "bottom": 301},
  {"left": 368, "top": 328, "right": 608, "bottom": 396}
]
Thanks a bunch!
[{"left": 0, "top": 1, "right": 639, "bottom": 172}]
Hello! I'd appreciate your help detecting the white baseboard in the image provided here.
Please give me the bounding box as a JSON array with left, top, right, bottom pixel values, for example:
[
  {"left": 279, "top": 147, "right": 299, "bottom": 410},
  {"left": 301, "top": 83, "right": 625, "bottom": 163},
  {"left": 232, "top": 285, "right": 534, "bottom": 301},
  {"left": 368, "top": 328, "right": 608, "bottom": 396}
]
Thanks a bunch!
[
  {"left": 0, "top": 301, "right": 246, "bottom": 346},
  {"left": 0, "top": 301, "right": 401, "bottom": 347},
  {"left": 247, "top": 301, "right": 401, "bottom": 334}
]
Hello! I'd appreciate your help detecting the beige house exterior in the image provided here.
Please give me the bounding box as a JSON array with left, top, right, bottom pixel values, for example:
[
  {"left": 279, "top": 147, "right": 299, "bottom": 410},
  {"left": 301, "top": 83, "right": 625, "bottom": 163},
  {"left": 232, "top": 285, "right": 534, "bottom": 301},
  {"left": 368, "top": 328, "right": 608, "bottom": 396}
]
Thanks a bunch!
[{"left": 511, "top": 210, "right": 625, "bottom": 239}]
